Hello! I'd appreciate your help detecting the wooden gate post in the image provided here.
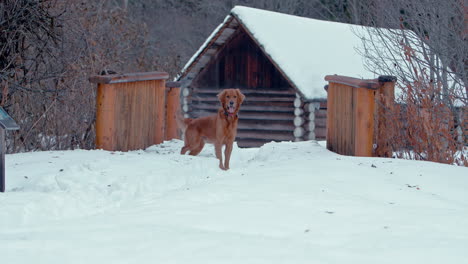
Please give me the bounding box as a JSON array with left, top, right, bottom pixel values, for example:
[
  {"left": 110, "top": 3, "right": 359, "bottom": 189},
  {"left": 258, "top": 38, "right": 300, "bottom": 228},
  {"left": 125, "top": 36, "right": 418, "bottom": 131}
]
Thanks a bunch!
[
  {"left": 165, "top": 82, "right": 181, "bottom": 140},
  {"left": 324, "top": 75, "right": 396, "bottom": 157},
  {"left": 374, "top": 76, "right": 397, "bottom": 157},
  {"left": 90, "top": 71, "right": 169, "bottom": 151}
]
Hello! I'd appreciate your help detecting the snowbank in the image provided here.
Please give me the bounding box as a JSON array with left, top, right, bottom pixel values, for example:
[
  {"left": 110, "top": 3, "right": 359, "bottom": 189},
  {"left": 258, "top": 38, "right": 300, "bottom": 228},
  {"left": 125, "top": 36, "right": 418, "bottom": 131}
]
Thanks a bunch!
[{"left": 1, "top": 140, "right": 467, "bottom": 263}]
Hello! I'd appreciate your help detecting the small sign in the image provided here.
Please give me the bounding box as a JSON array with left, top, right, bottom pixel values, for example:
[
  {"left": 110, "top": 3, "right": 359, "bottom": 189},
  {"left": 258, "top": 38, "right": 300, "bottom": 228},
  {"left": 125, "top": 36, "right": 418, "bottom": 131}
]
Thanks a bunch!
[{"left": 0, "top": 107, "right": 19, "bottom": 130}]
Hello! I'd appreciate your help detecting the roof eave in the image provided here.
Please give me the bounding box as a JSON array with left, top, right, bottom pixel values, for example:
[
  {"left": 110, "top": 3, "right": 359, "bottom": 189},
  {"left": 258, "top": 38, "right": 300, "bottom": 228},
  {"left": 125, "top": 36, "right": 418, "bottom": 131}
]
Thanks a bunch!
[
  {"left": 176, "top": 15, "right": 235, "bottom": 83},
  {"left": 230, "top": 11, "right": 310, "bottom": 100}
]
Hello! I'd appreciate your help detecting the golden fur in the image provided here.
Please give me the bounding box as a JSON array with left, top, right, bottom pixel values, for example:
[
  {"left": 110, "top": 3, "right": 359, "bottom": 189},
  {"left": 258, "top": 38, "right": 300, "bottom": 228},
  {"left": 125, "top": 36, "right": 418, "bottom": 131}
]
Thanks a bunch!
[{"left": 180, "top": 89, "right": 245, "bottom": 170}]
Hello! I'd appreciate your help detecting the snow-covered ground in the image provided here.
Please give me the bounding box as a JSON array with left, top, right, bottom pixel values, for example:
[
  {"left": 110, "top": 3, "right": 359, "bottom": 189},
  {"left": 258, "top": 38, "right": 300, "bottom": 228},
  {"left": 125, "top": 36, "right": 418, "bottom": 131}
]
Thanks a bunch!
[{"left": 1, "top": 140, "right": 467, "bottom": 264}]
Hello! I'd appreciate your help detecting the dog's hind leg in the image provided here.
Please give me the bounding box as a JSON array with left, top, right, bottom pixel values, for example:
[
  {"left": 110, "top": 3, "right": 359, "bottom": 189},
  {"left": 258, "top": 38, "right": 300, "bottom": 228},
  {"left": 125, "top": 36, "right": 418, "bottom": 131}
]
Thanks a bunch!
[
  {"left": 180, "top": 145, "right": 190, "bottom": 155},
  {"left": 188, "top": 141, "right": 205, "bottom": 156}
]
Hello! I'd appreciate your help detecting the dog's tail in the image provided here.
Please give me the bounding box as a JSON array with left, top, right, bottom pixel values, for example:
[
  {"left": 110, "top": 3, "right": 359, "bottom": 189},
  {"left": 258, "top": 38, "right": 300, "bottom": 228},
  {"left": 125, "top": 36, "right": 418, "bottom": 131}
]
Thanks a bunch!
[{"left": 176, "top": 110, "right": 192, "bottom": 136}]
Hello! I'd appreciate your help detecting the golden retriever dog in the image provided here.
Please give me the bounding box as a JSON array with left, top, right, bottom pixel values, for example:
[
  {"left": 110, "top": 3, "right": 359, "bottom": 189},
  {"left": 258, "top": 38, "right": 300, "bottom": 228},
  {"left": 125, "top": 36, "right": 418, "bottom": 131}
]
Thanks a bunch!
[{"left": 180, "top": 89, "right": 245, "bottom": 170}]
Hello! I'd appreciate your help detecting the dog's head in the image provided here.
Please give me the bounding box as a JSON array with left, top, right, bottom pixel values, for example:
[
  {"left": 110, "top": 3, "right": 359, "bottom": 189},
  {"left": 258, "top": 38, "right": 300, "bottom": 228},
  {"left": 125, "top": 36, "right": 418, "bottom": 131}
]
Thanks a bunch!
[{"left": 217, "top": 89, "right": 245, "bottom": 115}]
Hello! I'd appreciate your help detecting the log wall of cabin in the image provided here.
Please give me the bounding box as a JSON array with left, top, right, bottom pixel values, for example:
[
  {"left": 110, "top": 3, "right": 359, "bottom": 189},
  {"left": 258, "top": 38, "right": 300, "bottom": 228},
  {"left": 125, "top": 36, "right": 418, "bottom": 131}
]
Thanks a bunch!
[{"left": 186, "top": 30, "right": 297, "bottom": 147}]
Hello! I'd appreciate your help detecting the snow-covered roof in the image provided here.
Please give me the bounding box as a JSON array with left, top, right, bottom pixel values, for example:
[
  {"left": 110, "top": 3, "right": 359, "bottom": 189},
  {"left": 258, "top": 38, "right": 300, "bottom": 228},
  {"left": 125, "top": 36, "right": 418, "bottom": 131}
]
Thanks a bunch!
[{"left": 176, "top": 6, "right": 392, "bottom": 100}]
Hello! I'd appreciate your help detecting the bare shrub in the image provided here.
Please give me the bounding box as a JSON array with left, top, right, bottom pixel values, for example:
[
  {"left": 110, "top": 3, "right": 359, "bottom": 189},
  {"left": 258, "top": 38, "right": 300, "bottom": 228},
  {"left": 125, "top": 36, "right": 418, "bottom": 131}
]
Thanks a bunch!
[
  {"left": 357, "top": 0, "right": 467, "bottom": 165},
  {"left": 2, "top": 0, "right": 149, "bottom": 153},
  {"left": 377, "top": 50, "right": 467, "bottom": 166}
]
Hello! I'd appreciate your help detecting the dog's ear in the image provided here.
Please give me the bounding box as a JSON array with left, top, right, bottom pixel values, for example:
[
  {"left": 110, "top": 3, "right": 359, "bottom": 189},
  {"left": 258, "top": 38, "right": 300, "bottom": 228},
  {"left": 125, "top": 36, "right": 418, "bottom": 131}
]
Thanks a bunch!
[
  {"left": 217, "top": 90, "right": 227, "bottom": 104},
  {"left": 236, "top": 89, "right": 245, "bottom": 104}
]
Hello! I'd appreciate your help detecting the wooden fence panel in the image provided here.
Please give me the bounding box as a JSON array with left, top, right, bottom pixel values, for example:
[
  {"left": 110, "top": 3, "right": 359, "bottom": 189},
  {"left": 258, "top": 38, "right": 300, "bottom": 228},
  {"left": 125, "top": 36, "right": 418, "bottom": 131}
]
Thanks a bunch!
[
  {"left": 90, "top": 71, "right": 175, "bottom": 152},
  {"left": 325, "top": 75, "right": 396, "bottom": 157}
]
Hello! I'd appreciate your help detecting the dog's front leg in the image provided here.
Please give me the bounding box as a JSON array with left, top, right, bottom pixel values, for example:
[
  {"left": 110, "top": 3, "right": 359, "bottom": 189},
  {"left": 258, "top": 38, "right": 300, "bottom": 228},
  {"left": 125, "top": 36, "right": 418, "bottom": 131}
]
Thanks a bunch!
[
  {"left": 224, "top": 142, "right": 233, "bottom": 170},
  {"left": 215, "top": 143, "right": 225, "bottom": 170}
]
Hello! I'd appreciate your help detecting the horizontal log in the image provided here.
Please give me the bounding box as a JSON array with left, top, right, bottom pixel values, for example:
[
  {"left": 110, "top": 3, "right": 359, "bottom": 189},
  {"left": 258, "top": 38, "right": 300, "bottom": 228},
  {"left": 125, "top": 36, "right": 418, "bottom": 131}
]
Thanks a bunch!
[
  {"left": 239, "top": 112, "right": 295, "bottom": 121},
  {"left": 315, "top": 109, "right": 327, "bottom": 119},
  {"left": 304, "top": 102, "right": 320, "bottom": 112},
  {"left": 185, "top": 113, "right": 295, "bottom": 130},
  {"left": 319, "top": 101, "right": 328, "bottom": 109},
  {"left": 294, "top": 108, "right": 304, "bottom": 116},
  {"left": 190, "top": 99, "right": 294, "bottom": 108},
  {"left": 237, "top": 122, "right": 295, "bottom": 131},
  {"left": 294, "top": 127, "right": 305, "bottom": 137},
  {"left": 315, "top": 127, "right": 327, "bottom": 139},
  {"left": 190, "top": 103, "right": 294, "bottom": 112},
  {"left": 294, "top": 116, "right": 304, "bottom": 127},
  {"left": 188, "top": 110, "right": 295, "bottom": 121},
  {"left": 236, "top": 139, "right": 270, "bottom": 148},
  {"left": 304, "top": 121, "right": 315, "bottom": 131},
  {"left": 308, "top": 132, "right": 316, "bottom": 140},
  {"left": 195, "top": 88, "right": 296, "bottom": 96},
  {"left": 303, "top": 114, "right": 327, "bottom": 123},
  {"left": 236, "top": 130, "right": 294, "bottom": 141},
  {"left": 192, "top": 95, "right": 295, "bottom": 102},
  {"left": 294, "top": 98, "right": 303, "bottom": 108},
  {"left": 239, "top": 118, "right": 294, "bottom": 125},
  {"left": 315, "top": 118, "right": 327, "bottom": 128},
  {"left": 303, "top": 119, "right": 326, "bottom": 130}
]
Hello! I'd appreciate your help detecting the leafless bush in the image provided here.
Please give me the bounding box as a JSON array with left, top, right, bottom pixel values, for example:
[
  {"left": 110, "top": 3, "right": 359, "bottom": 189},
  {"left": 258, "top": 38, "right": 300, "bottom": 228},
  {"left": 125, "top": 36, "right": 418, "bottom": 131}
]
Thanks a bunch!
[
  {"left": 381, "top": 72, "right": 467, "bottom": 166},
  {"left": 356, "top": 0, "right": 466, "bottom": 165},
  {"left": 2, "top": 0, "right": 149, "bottom": 153}
]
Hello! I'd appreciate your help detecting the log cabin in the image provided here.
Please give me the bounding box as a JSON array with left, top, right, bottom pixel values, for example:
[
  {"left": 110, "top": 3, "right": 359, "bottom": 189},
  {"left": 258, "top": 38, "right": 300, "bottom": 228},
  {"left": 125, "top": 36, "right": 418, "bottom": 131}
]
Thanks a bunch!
[{"left": 176, "top": 6, "right": 394, "bottom": 148}]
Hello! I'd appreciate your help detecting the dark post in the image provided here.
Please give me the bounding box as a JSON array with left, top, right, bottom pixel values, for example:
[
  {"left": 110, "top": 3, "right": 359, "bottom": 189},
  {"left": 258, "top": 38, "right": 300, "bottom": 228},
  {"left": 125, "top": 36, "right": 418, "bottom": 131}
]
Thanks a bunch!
[
  {"left": 0, "top": 128, "right": 5, "bottom": 192},
  {"left": 0, "top": 107, "right": 20, "bottom": 192}
]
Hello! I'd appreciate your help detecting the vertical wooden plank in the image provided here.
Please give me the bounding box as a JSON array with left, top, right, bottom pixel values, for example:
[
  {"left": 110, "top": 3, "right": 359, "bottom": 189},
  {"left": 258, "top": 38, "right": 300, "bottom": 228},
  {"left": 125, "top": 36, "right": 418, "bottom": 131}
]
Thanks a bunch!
[
  {"left": 326, "top": 84, "right": 335, "bottom": 151},
  {"left": 344, "top": 84, "right": 353, "bottom": 155},
  {"left": 346, "top": 87, "right": 355, "bottom": 155},
  {"left": 153, "top": 80, "right": 166, "bottom": 144},
  {"left": 336, "top": 84, "right": 348, "bottom": 155},
  {"left": 333, "top": 83, "right": 339, "bottom": 153},
  {"left": 96, "top": 83, "right": 116, "bottom": 151},
  {"left": 133, "top": 81, "right": 143, "bottom": 150},
  {"left": 165, "top": 87, "right": 181, "bottom": 140},
  {"left": 345, "top": 85, "right": 351, "bottom": 155},
  {"left": 336, "top": 84, "right": 342, "bottom": 154},
  {"left": 115, "top": 82, "right": 131, "bottom": 152},
  {"left": 142, "top": 81, "right": 151, "bottom": 148},
  {"left": 145, "top": 82, "right": 154, "bottom": 148},
  {"left": 354, "top": 88, "right": 375, "bottom": 156},
  {"left": 123, "top": 82, "right": 132, "bottom": 151},
  {"left": 341, "top": 84, "right": 347, "bottom": 155}
]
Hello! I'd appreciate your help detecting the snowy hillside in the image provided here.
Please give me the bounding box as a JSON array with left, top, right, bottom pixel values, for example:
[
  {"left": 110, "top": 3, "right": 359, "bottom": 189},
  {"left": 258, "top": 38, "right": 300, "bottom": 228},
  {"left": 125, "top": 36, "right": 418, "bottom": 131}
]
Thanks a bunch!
[{"left": 1, "top": 140, "right": 467, "bottom": 264}]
